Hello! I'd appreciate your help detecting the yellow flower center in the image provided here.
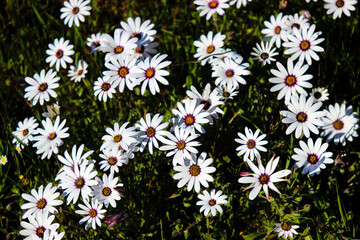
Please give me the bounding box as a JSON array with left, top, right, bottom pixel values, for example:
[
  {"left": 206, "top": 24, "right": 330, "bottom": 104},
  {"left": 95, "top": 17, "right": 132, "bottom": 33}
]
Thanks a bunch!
[
  {"left": 108, "top": 157, "right": 117, "bottom": 165},
  {"left": 113, "top": 134, "right": 122, "bottom": 143},
  {"left": 146, "top": 127, "right": 156, "bottom": 137},
  {"left": 300, "top": 40, "right": 310, "bottom": 51},
  {"left": 72, "top": 7, "right": 79, "bottom": 14},
  {"left": 333, "top": 120, "right": 344, "bottom": 130},
  {"left": 260, "top": 52, "right": 269, "bottom": 60},
  {"left": 307, "top": 154, "right": 318, "bottom": 164},
  {"left": 259, "top": 174, "right": 269, "bottom": 184},
  {"left": 285, "top": 75, "right": 297, "bottom": 86},
  {"left": 75, "top": 178, "right": 85, "bottom": 188},
  {"left": 48, "top": 132, "right": 57, "bottom": 140},
  {"left": 247, "top": 139, "right": 256, "bottom": 149},
  {"left": 189, "top": 164, "right": 201, "bottom": 176},
  {"left": 184, "top": 115, "right": 195, "bottom": 126},
  {"left": 38, "top": 83, "right": 48, "bottom": 92},
  {"left": 145, "top": 68, "right": 155, "bottom": 78},
  {"left": 56, "top": 49, "right": 63, "bottom": 59},
  {"left": 22, "top": 128, "right": 29, "bottom": 136},
  {"left": 114, "top": 46, "right": 124, "bottom": 54},
  {"left": 296, "top": 112, "right": 308, "bottom": 123},
  {"left": 118, "top": 67, "right": 129, "bottom": 78},
  {"left": 209, "top": 0, "right": 218, "bottom": 9},
  {"left": 176, "top": 140, "right": 186, "bottom": 150},
  {"left": 336, "top": 0, "right": 345, "bottom": 7},
  {"left": 274, "top": 26, "right": 281, "bottom": 34},
  {"left": 36, "top": 198, "right": 47, "bottom": 209},
  {"left": 281, "top": 222, "right": 292, "bottom": 231},
  {"left": 101, "top": 82, "right": 111, "bottom": 91},
  {"left": 102, "top": 187, "right": 112, "bottom": 196},
  {"left": 208, "top": 199, "right": 216, "bottom": 206},
  {"left": 36, "top": 227, "right": 45, "bottom": 238},
  {"left": 225, "top": 70, "right": 234, "bottom": 78},
  {"left": 206, "top": 45, "right": 215, "bottom": 54},
  {"left": 89, "top": 209, "right": 97, "bottom": 217}
]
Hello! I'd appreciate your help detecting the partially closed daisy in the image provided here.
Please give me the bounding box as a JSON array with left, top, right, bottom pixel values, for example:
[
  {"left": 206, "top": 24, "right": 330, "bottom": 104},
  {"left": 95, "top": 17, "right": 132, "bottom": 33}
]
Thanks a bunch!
[
  {"left": 251, "top": 41, "right": 278, "bottom": 66},
  {"left": 103, "top": 54, "right": 137, "bottom": 92},
  {"left": 58, "top": 162, "right": 98, "bottom": 205},
  {"left": 194, "top": 0, "right": 230, "bottom": 20},
  {"left": 186, "top": 83, "right": 224, "bottom": 124},
  {"left": 269, "top": 59, "right": 313, "bottom": 103},
  {"left": 99, "top": 148, "right": 130, "bottom": 174},
  {"left": 230, "top": 0, "right": 252, "bottom": 8},
  {"left": 194, "top": 31, "right": 226, "bottom": 66},
  {"left": 12, "top": 117, "right": 39, "bottom": 149},
  {"left": 235, "top": 127, "right": 268, "bottom": 161},
  {"left": 21, "top": 183, "right": 63, "bottom": 219},
  {"left": 280, "top": 94, "right": 325, "bottom": 139},
  {"left": 274, "top": 222, "right": 299, "bottom": 239},
  {"left": 100, "top": 122, "right": 138, "bottom": 152},
  {"left": 46, "top": 38, "right": 74, "bottom": 71},
  {"left": 170, "top": 99, "right": 210, "bottom": 134},
  {"left": 310, "top": 87, "right": 329, "bottom": 102},
  {"left": 292, "top": 138, "right": 333, "bottom": 176},
  {"left": 238, "top": 155, "right": 291, "bottom": 200},
  {"left": 120, "top": 17, "right": 157, "bottom": 43},
  {"left": 284, "top": 13, "right": 310, "bottom": 35},
  {"left": 320, "top": 102, "right": 359, "bottom": 145},
  {"left": 60, "top": 0, "right": 91, "bottom": 28},
  {"left": 283, "top": 24, "right": 325, "bottom": 65},
  {"left": 32, "top": 116, "right": 70, "bottom": 159},
  {"left": 20, "top": 211, "right": 60, "bottom": 240},
  {"left": 87, "top": 33, "right": 106, "bottom": 53},
  {"left": 159, "top": 126, "right": 201, "bottom": 166},
  {"left": 135, "top": 113, "right": 169, "bottom": 154},
  {"left": 75, "top": 199, "right": 106, "bottom": 230},
  {"left": 93, "top": 76, "right": 117, "bottom": 102},
  {"left": 261, "top": 13, "right": 289, "bottom": 48},
  {"left": 212, "top": 57, "right": 250, "bottom": 88},
  {"left": 24, "top": 69, "right": 60, "bottom": 106},
  {"left": 68, "top": 60, "right": 88, "bottom": 82},
  {"left": 173, "top": 152, "right": 216, "bottom": 193},
  {"left": 215, "top": 84, "right": 239, "bottom": 100},
  {"left": 324, "top": 0, "right": 358, "bottom": 19},
  {"left": 131, "top": 53, "right": 171, "bottom": 95},
  {"left": 92, "top": 173, "right": 123, "bottom": 208},
  {"left": 196, "top": 189, "right": 228, "bottom": 216}
]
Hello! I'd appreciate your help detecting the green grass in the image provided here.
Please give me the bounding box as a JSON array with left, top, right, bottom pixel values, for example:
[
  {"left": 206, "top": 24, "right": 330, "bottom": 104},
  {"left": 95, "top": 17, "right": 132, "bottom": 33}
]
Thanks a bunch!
[{"left": 1, "top": 0, "right": 360, "bottom": 239}]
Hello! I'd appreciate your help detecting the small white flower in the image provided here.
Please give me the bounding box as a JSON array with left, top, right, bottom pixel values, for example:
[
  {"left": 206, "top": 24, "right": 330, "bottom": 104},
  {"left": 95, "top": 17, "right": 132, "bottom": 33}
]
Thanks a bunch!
[
  {"left": 86, "top": 33, "right": 106, "bottom": 53},
  {"left": 194, "top": 0, "right": 230, "bottom": 20},
  {"left": 251, "top": 41, "right": 278, "bottom": 66},
  {"left": 261, "top": 13, "right": 289, "bottom": 48},
  {"left": 1, "top": 155, "right": 8, "bottom": 165},
  {"left": 75, "top": 199, "right": 106, "bottom": 230},
  {"left": 120, "top": 17, "right": 157, "bottom": 43},
  {"left": 196, "top": 189, "right": 228, "bottom": 216},
  {"left": 24, "top": 69, "right": 60, "bottom": 106},
  {"left": 92, "top": 172, "right": 123, "bottom": 208},
  {"left": 310, "top": 87, "right": 329, "bottom": 102},
  {"left": 235, "top": 127, "right": 268, "bottom": 161},
  {"left": 274, "top": 222, "right": 300, "bottom": 239},
  {"left": 238, "top": 155, "right": 291, "bottom": 200},
  {"left": 68, "top": 60, "right": 88, "bottom": 82},
  {"left": 12, "top": 117, "right": 39, "bottom": 149},
  {"left": 324, "top": 0, "right": 358, "bottom": 19},
  {"left": 93, "top": 76, "right": 117, "bottom": 102},
  {"left": 194, "top": 31, "right": 226, "bottom": 66},
  {"left": 173, "top": 152, "right": 216, "bottom": 192},
  {"left": 99, "top": 148, "right": 130, "bottom": 174},
  {"left": 60, "top": 0, "right": 91, "bottom": 28},
  {"left": 46, "top": 38, "right": 74, "bottom": 71},
  {"left": 215, "top": 84, "right": 239, "bottom": 100},
  {"left": 101, "top": 122, "right": 138, "bottom": 152}
]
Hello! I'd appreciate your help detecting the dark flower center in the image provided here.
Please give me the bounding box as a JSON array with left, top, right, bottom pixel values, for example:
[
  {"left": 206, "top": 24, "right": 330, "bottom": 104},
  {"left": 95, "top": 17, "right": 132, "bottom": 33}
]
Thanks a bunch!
[
  {"left": 333, "top": 120, "right": 344, "bottom": 130},
  {"left": 89, "top": 209, "right": 97, "bottom": 218},
  {"left": 184, "top": 115, "right": 195, "bottom": 126},
  {"left": 131, "top": 32, "right": 142, "bottom": 39},
  {"left": 206, "top": 45, "right": 215, "bottom": 54},
  {"left": 189, "top": 164, "right": 201, "bottom": 176},
  {"left": 226, "top": 70, "right": 234, "bottom": 78},
  {"left": 36, "top": 198, "right": 47, "bottom": 209},
  {"left": 336, "top": 0, "right": 345, "bottom": 7},
  {"left": 208, "top": 199, "right": 216, "bottom": 206},
  {"left": 200, "top": 100, "right": 211, "bottom": 110},
  {"left": 260, "top": 52, "right": 269, "bottom": 60},
  {"left": 108, "top": 157, "right": 117, "bottom": 166},
  {"left": 146, "top": 127, "right": 156, "bottom": 137},
  {"left": 48, "top": 132, "right": 57, "bottom": 140},
  {"left": 118, "top": 67, "right": 129, "bottom": 78},
  {"left": 38, "top": 83, "right": 48, "bottom": 92},
  {"left": 274, "top": 26, "right": 281, "bottom": 34},
  {"left": 296, "top": 112, "right": 308, "bottom": 123},
  {"left": 56, "top": 50, "right": 63, "bottom": 59},
  {"left": 314, "top": 91, "right": 322, "bottom": 99},
  {"left": 22, "top": 128, "right": 29, "bottom": 136},
  {"left": 223, "top": 92, "right": 230, "bottom": 98},
  {"left": 307, "top": 154, "right": 319, "bottom": 164},
  {"left": 77, "top": 69, "right": 84, "bottom": 75},
  {"left": 300, "top": 40, "right": 311, "bottom": 51},
  {"left": 101, "top": 82, "right": 111, "bottom": 91},
  {"left": 102, "top": 187, "right": 112, "bottom": 196},
  {"left": 135, "top": 45, "right": 145, "bottom": 53},
  {"left": 176, "top": 140, "right": 186, "bottom": 150},
  {"left": 259, "top": 174, "right": 270, "bottom": 185},
  {"left": 72, "top": 7, "right": 79, "bottom": 14},
  {"left": 145, "top": 68, "right": 155, "bottom": 79},
  {"left": 113, "top": 134, "right": 122, "bottom": 143},
  {"left": 285, "top": 75, "right": 297, "bottom": 86},
  {"left": 75, "top": 178, "right": 85, "bottom": 188},
  {"left": 291, "top": 23, "right": 300, "bottom": 29},
  {"left": 36, "top": 226, "right": 46, "bottom": 238},
  {"left": 247, "top": 139, "right": 256, "bottom": 149},
  {"left": 281, "top": 222, "right": 292, "bottom": 231},
  {"left": 114, "top": 46, "right": 124, "bottom": 54}
]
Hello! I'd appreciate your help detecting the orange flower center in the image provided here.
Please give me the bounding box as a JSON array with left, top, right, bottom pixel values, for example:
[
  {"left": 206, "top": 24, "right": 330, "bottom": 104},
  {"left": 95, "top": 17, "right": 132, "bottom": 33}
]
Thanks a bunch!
[
  {"left": 131, "top": 32, "right": 142, "bottom": 39},
  {"left": 300, "top": 40, "right": 310, "bottom": 51},
  {"left": 113, "top": 134, "right": 122, "bottom": 143},
  {"left": 36, "top": 198, "right": 47, "bottom": 209},
  {"left": 77, "top": 69, "right": 84, "bottom": 75},
  {"left": 285, "top": 75, "right": 297, "bottom": 86},
  {"left": 247, "top": 139, "right": 256, "bottom": 149},
  {"left": 136, "top": 45, "right": 145, "bottom": 53},
  {"left": 118, "top": 67, "right": 129, "bottom": 78},
  {"left": 184, "top": 115, "right": 195, "bottom": 126},
  {"left": 307, "top": 154, "right": 318, "bottom": 164},
  {"left": 296, "top": 112, "right": 308, "bottom": 123},
  {"left": 36, "top": 227, "right": 46, "bottom": 238},
  {"left": 72, "top": 7, "right": 79, "bottom": 14},
  {"left": 209, "top": 0, "right": 218, "bottom": 9},
  {"left": 189, "top": 164, "right": 201, "bottom": 176},
  {"left": 208, "top": 199, "right": 216, "bottom": 206},
  {"left": 226, "top": 70, "right": 234, "bottom": 78},
  {"left": 48, "top": 132, "right": 57, "bottom": 140},
  {"left": 101, "top": 82, "right": 111, "bottom": 91},
  {"left": 260, "top": 52, "right": 269, "bottom": 60},
  {"left": 22, "top": 128, "right": 29, "bottom": 136},
  {"left": 281, "top": 222, "right": 292, "bottom": 231},
  {"left": 336, "top": 0, "right": 345, "bottom": 7},
  {"left": 206, "top": 45, "right": 215, "bottom": 54},
  {"left": 274, "top": 26, "right": 281, "bottom": 34},
  {"left": 108, "top": 157, "right": 117, "bottom": 165},
  {"left": 38, "top": 83, "right": 48, "bottom": 92},
  {"left": 176, "top": 140, "right": 186, "bottom": 150},
  {"left": 200, "top": 100, "right": 211, "bottom": 110},
  {"left": 56, "top": 50, "right": 63, "bottom": 59},
  {"left": 75, "top": 178, "right": 85, "bottom": 188},
  {"left": 114, "top": 46, "right": 123, "bottom": 54},
  {"left": 333, "top": 120, "right": 344, "bottom": 130},
  {"left": 146, "top": 127, "right": 156, "bottom": 137},
  {"left": 89, "top": 209, "right": 97, "bottom": 217},
  {"left": 259, "top": 174, "right": 269, "bottom": 184},
  {"left": 145, "top": 68, "right": 155, "bottom": 78},
  {"left": 102, "top": 187, "right": 112, "bottom": 196},
  {"left": 291, "top": 23, "right": 300, "bottom": 29}
]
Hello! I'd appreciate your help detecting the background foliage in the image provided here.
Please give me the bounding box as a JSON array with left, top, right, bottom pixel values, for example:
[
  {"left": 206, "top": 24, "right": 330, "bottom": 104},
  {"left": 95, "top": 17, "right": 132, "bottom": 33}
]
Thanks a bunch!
[{"left": 0, "top": 0, "right": 359, "bottom": 239}]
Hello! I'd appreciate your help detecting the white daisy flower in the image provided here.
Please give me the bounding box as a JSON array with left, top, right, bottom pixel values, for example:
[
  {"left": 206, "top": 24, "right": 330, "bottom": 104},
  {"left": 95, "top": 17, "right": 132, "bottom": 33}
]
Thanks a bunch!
[
  {"left": 251, "top": 41, "right": 278, "bottom": 66},
  {"left": 20, "top": 211, "right": 60, "bottom": 240},
  {"left": 93, "top": 76, "right": 117, "bottom": 102},
  {"left": 32, "top": 116, "right": 70, "bottom": 159},
  {"left": 99, "top": 148, "right": 130, "bottom": 174},
  {"left": 100, "top": 29, "right": 138, "bottom": 62},
  {"left": 12, "top": 117, "right": 39, "bottom": 149},
  {"left": 170, "top": 99, "right": 210, "bottom": 134},
  {"left": 67, "top": 60, "right": 88, "bottom": 82},
  {"left": 91, "top": 172, "right": 123, "bottom": 208},
  {"left": 235, "top": 127, "right": 268, "bottom": 161},
  {"left": 100, "top": 122, "right": 138, "bottom": 152},
  {"left": 135, "top": 113, "right": 169, "bottom": 154},
  {"left": 196, "top": 189, "right": 228, "bottom": 216},
  {"left": 21, "top": 183, "right": 63, "bottom": 219},
  {"left": 103, "top": 54, "right": 137, "bottom": 92},
  {"left": 24, "top": 69, "right": 60, "bottom": 106},
  {"left": 292, "top": 138, "right": 334, "bottom": 176},
  {"left": 131, "top": 53, "right": 171, "bottom": 95},
  {"left": 215, "top": 84, "right": 239, "bottom": 100},
  {"left": 86, "top": 33, "right": 106, "bottom": 53},
  {"left": 310, "top": 87, "right": 329, "bottom": 102},
  {"left": 230, "top": 0, "right": 252, "bottom": 8},
  {"left": 159, "top": 126, "right": 201, "bottom": 166},
  {"left": 60, "top": 0, "right": 91, "bottom": 28},
  {"left": 120, "top": 17, "right": 157, "bottom": 43},
  {"left": 283, "top": 24, "right": 325, "bottom": 66},
  {"left": 212, "top": 57, "right": 250, "bottom": 88},
  {"left": 75, "top": 199, "right": 106, "bottom": 230},
  {"left": 173, "top": 152, "right": 216, "bottom": 193},
  {"left": 320, "top": 102, "right": 359, "bottom": 145},
  {"left": 238, "top": 155, "right": 291, "bottom": 200},
  {"left": 269, "top": 59, "right": 313, "bottom": 103},
  {"left": 46, "top": 38, "right": 75, "bottom": 71},
  {"left": 324, "top": 0, "right": 358, "bottom": 19},
  {"left": 274, "top": 223, "right": 300, "bottom": 239},
  {"left": 193, "top": 31, "right": 226, "bottom": 66},
  {"left": 42, "top": 228, "right": 65, "bottom": 240},
  {"left": 280, "top": 94, "right": 325, "bottom": 139},
  {"left": 194, "top": 0, "right": 230, "bottom": 20},
  {"left": 284, "top": 13, "right": 310, "bottom": 35},
  {"left": 261, "top": 13, "right": 289, "bottom": 48},
  {"left": 186, "top": 83, "right": 224, "bottom": 124},
  {"left": 0, "top": 155, "right": 7, "bottom": 165},
  {"left": 58, "top": 161, "right": 98, "bottom": 205}
]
